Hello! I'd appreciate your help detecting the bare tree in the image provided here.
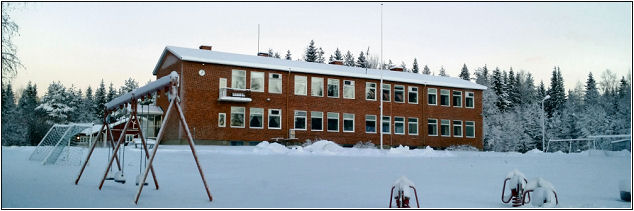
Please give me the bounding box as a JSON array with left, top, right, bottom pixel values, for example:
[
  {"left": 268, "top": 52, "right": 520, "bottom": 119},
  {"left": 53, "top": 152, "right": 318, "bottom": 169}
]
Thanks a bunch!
[{"left": 1, "top": 3, "right": 23, "bottom": 84}]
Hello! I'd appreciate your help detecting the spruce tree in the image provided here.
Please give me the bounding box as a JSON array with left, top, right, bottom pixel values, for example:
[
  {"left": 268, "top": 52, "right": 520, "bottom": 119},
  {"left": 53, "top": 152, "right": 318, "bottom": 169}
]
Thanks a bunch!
[
  {"left": 400, "top": 61, "right": 408, "bottom": 72},
  {"left": 475, "top": 65, "right": 489, "bottom": 86},
  {"left": 285, "top": 50, "right": 292, "bottom": 60},
  {"left": 267, "top": 49, "right": 274, "bottom": 57},
  {"left": 412, "top": 58, "right": 419, "bottom": 73},
  {"left": 36, "top": 81, "right": 73, "bottom": 124},
  {"left": 585, "top": 72, "right": 599, "bottom": 106},
  {"left": 107, "top": 83, "right": 117, "bottom": 102},
  {"left": 545, "top": 66, "right": 566, "bottom": 117},
  {"left": 438, "top": 66, "right": 447, "bottom": 76},
  {"left": 356, "top": 51, "right": 367, "bottom": 68},
  {"left": 492, "top": 67, "right": 508, "bottom": 111},
  {"left": 343, "top": 51, "right": 355, "bottom": 66},
  {"left": 274, "top": 52, "right": 280, "bottom": 59},
  {"left": 316, "top": 47, "right": 325, "bottom": 63},
  {"left": 304, "top": 40, "right": 318, "bottom": 62},
  {"left": 459, "top": 64, "right": 470, "bottom": 81},
  {"left": 537, "top": 80, "right": 547, "bottom": 101},
  {"left": 422, "top": 65, "right": 431, "bottom": 75},
  {"left": 94, "top": 80, "right": 107, "bottom": 119},
  {"left": 333, "top": 48, "right": 343, "bottom": 61},
  {"left": 1, "top": 84, "right": 27, "bottom": 145}
]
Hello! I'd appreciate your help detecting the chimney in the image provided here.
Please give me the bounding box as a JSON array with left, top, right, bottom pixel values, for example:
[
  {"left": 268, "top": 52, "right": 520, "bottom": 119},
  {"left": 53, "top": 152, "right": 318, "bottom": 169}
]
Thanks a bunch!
[
  {"left": 390, "top": 67, "right": 404, "bottom": 72},
  {"left": 257, "top": 52, "right": 271, "bottom": 57},
  {"left": 199, "top": 45, "right": 212, "bottom": 50},
  {"left": 329, "top": 60, "right": 344, "bottom": 65}
]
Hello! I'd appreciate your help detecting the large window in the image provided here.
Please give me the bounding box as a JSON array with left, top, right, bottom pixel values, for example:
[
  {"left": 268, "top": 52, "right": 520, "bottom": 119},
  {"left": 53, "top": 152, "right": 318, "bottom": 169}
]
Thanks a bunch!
[
  {"left": 311, "top": 111, "right": 323, "bottom": 131},
  {"left": 394, "top": 85, "right": 405, "bottom": 103},
  {"left": 230, "top": 106, "right": 245, "bottom": 128},
  {"left": 394, "top": 117, "right": 405, "bottom": 134},
  {"left": 218, "top": 113, "right": 226, "bottom": 128},
  {"left": 343, "top": 113, "right": 355, "bottom": 132},
  {"left": 311, "top": 77, "right": 324, "bottom": 97},
  {"left": 231, "top": 70, "right": 246, "bottom": 89},
  {"left": 441, "top": 119, "right": 450, "bottom": 137},
  {"left": 428, "top": 119, "right": 437, "bottom": 136},
  {"left": 382, "top": 84, "right": 391, "bottom": 102},
  {"left": 453, "top": 120, "right": 462, "bottom": 137},
  {"left": 440, "top": 89, "right": 450, "bottom": 106},
  {"left": 327, "top": 112, "right": 339, "bottom": 132},
  {"left": 453, "top": 91, "right": 462, "bottom": 107},
  {"left": 408, "top": 86, "right": 418, "bottom": 104},
  {"left": 327, "top": 79, "right": 340, "bottom": 98},
  {"left": 466, "top": 92, "right": 474, "bottom": 108},
  {"left": 366, "top": 82, "right": 376, "bottom": 100},
  {"left": 428, "top": 88, "right": 437, "bottom": 105},
  {"left": 250, "top": 72, "right": 264, "bottom": 92},
  {"left": 382, "top": 116, "right": 391, "bottom": 134},
  {"left": 365, "top": 115, "right": 376, "bottom": 133},
  {"left": 343, "top": 80, "right": 355, "bottom": 99},
  {"left": 249, "top": 108, "right": 264, "bottom": 129},
  {"left": 465, "top": 121, "right": 475, "bottom": 138},
  {"left": 294, "top": 75, "right": 307, "bottom": 95},
  {"left": 268, "top": 109, "right": 281, "bottom": 129},
  {"left": 269, "top": 73, "right": 282, "bottom": 94},
  {"left": 408, "top": 118, "right": 418, "bottom": 135},
  {"left": 294, "top": 110, "right": 307, "bottom": 130}
]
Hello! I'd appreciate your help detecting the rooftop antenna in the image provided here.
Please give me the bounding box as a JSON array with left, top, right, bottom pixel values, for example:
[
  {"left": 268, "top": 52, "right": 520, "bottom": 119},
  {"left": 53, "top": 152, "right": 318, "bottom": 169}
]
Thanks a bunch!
[
  {"left": 380, "top": 2, "right": 384, "bottom": 150},
  {"left": 257, "top": 24, "right": 260, "bottom": 54}
]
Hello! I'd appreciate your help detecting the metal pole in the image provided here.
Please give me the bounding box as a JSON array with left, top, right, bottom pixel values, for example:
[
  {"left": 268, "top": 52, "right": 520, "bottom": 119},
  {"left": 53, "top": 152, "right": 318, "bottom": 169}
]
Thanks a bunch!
[{"left": 379, "top": 3, "right": 384, "bottom": 150}]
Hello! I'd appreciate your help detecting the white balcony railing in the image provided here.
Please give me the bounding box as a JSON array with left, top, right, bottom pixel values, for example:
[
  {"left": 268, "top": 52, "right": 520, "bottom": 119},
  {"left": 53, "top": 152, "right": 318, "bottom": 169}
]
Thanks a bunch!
[{"left": 218, "top": 87, "right": 252, "bottom": 102}]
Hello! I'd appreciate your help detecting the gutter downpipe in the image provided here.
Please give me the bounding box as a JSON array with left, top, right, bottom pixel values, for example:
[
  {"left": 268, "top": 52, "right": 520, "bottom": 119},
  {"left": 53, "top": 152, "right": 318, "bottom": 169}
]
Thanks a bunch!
[{"left": 287, "top": 68, "right": 291, "bottom": 139}]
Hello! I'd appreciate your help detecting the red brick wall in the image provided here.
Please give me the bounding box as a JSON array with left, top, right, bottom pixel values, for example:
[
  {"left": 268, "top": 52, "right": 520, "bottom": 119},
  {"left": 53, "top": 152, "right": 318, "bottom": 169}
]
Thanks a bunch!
[{"left": 156, "top": 57, "right": 483, "bottom": 149}]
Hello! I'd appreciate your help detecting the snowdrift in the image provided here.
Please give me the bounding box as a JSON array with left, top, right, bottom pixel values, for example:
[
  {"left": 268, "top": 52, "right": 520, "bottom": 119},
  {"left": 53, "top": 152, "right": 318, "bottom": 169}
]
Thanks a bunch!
[{"left": 252, "top": 140, "right": 454, "bottom": 157}]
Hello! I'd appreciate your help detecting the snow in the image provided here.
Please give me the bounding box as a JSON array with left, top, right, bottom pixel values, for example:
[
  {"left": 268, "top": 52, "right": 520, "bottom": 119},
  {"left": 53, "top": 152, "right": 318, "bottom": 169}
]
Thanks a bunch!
[
  {"left": 154, "top": 46, "right": 487, "bottom": 91},
  {"left": 1, "top": 143, "right": 631, "bottom": 208},
  {"left": 392, "top": 176, "right": 416, "bottom": 198},
  {"left": 105, "top": 71, "right": 177, "bottom": 111}
]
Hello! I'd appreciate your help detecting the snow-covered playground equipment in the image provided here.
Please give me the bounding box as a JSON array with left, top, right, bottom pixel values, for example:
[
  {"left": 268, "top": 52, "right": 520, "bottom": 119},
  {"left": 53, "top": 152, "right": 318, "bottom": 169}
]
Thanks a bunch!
[
  {"left": 74, "top": 71, "right": 213, "bottom": 204},
  {"left": 522, "top": 177, "right": 558, "bottom": 207},
  {"left": 389, "top": 176, "right": 420, "bottom": 208},
  {"left": 501, "top": 169, "right": 530, "bottom": 207}
]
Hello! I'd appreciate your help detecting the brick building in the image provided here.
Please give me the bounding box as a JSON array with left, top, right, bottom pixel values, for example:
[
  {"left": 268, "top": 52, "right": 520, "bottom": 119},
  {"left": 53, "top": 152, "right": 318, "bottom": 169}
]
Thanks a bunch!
[{"left": 153, "top": 45, "right": 487, "bottom": 149}]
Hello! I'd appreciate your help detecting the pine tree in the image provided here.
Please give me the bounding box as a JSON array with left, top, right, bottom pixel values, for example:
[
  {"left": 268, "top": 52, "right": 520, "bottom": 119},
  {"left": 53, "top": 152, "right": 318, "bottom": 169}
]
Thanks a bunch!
[
  {"left": 545, "top": 67, "right": 566, "bottom": 117},
  {"left": 537, "top": 80, "right": 546, "bottom": 101},
  {"left": 459, "top": 64, "right": 470, "bottom": 81},
  {"left": 438, "top": 66, "right": 447, "bottom": 76},
  {"left": 356, "top": 51, "right": 367, "bottom": 68},
  {"left": 332, "top": 48, "right": 343, "bottom": 61},
  {"left": 82, "top": 86, "right": 96, "bottom": 122},
  {"left": 285, "top": 50, "right": 292, "bottom": 60},
  {"left": 422, "top": 65, "right": 431, "bottom": 75},
  {"left": 411, "top": 58, "right": 419, "bottom": 73},
  {"left": 304, "top": 40, "right": 318, "bottom": 62},
  {"left": 343, "top": 51, "right": 355, "bottom": 66},
  {"left": 585, "top": 72, "right": 599, "bottom": 106},
  {"left": 1, "top": 84, "right": 27, "bottom": 145},
  {"left": 18, "top": 82, "right": 44, "bottom": 145},
  {"left": 107, "top": 82, "right": 117, "bottom": 102},
  {"left": 66, "top": 85, "right": 83, "bottom": 122},
  {"left": 492, "top": 67, "right": 509, "bottom": 111},
  {"left": 36, "top": 81, "right": 73, "bottom": 124},
  {"left": 517, "top": 72, "right": 536, "bottom": 105},
  {"left": 94, "top": 80, "right": 107, "bottom": 119},
  {"left": 506, "top": 68, "right": 521, "bottom": 107}
]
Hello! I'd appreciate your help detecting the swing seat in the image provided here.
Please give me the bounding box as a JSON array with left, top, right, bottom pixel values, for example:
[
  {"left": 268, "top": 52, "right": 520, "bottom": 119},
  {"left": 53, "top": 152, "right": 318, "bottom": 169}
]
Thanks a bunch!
[
  {"left": 114, "top": 171, "right": 126, "bottom": 184},
  {"left": 105, "top": 172, "right": 115, "bottom": 180},
  {"left": 135, "top": 174, "right": 149, "bottom": 186}
]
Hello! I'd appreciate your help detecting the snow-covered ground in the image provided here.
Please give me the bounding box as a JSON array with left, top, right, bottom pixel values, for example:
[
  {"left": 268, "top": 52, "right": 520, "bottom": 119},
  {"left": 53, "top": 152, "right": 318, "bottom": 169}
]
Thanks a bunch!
[{"left": 2, "top": 141, "right": 631, "bottom": 208}]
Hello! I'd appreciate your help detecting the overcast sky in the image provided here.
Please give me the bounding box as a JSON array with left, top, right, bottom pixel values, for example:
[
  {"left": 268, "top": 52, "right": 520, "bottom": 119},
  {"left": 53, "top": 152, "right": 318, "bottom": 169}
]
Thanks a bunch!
[{"left": 8, "top": 2, "right": 632, "bottom": 96}]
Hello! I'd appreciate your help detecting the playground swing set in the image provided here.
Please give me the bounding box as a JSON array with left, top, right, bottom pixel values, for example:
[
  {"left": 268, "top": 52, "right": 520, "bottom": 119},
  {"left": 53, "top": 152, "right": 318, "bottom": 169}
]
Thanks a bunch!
[{"left": 74, "top": 71, "right": 213, "bottom": 204}]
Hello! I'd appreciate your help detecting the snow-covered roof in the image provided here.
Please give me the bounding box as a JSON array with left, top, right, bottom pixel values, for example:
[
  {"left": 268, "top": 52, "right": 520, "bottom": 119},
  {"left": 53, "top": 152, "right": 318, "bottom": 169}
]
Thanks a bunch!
[
  {"left": 152, "top": 46, "right": 487, "bottom": 90},
  {"left": 79, "top": 116, "right": 150, "bottom": 135},
  {"left": 126, "top": 104, "right": 164, "bottom": 116}
]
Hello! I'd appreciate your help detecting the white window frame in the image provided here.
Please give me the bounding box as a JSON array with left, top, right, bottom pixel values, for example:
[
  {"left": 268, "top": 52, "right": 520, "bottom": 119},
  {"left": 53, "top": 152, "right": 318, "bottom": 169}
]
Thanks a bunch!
[
  {"left": 466, "top": 92, "right": 474, "bottom": 109},
  {"left": 311, "top": 77, "right": 324, "bottom": 97},
  {"left": 366, "top": 82, "right": 376, "bottom": 101},
  {"left": 465, "top": 121, "right": 475, "bottom": 138},
  {"left": 441, "top": 119, "right": 450, "bottom": 137},
  {"left": 268, "top": 73, "right": 282, "bottom": 94},
  {"left": 294, "top": 75, "right": 307, "bottom": 96},
  {"left": 250, "top": 71, "right": 264, "bottom": 92},
  {"left": 394, "top": 85, "right": 405, "bottom": 103},
  {"left": 311, "top": 111, "right": 323, "bottom": 131},
  {"left": 408, "top": 86, "right": 418, "bottom": 104},
  {"left": 440, "top": 89, "right": 450, "bottom": 107},
  {"left": 293, "top": 110, "right": 307, "bottom": 130},
  {"left": 343, "top": 80, "right": 355, "bottom": 99},
  {"left": 428, "top": 88, "right": 437, "bottom": 105},
  {"left": 453, "top": 90, "right": 462, "bottom": 108},
  {"left": 327, "top": 112, "right": 339, "bottom": 132},
  {"left": 382, "top": 83, "right": 391, "bottom": 102},
  {"left": 218, "top": 113, "right": 226, "bottom": 127},
  {"left": 230, "top": 106, "right": 246, "bottom": 128},
  {"left": 268, "top": 109, "right": 282, "bottom": 129},
  {"left": 343, "top": 113, "right": 355, "bottom": 133},
  {"left": 249, "top": 108, "right": 264, "bottom": 129},
  {"left": 327, "top": 78, "right": 340, "bottom": 98},
  {"left": 231, "top": 69, "right": 247, "bottom": 89},
  {"left": 408, "top": 117, "right": 418, "bottom": 135},
  {"left": 427, "top": 118, "right": 438, "bottom": 136},
  {"left": 382, "top": 116, "right": 391, "bottom": 134},
  {"left": 365, "top": 115, "right": 377, "bottom": 133},
  {"left": 453, "top": 120, "right": 463, "bottom": 137},
  {"left": 394, "top": 116, "right": 405, "bottom": 135}
]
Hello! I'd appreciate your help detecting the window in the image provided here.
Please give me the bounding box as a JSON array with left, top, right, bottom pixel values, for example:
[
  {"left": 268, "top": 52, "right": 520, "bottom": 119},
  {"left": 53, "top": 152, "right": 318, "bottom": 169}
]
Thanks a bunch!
[
  {"left": 408, "top": 86, "right": 418, "bottom": 104},
  {"left": 126, "top": 134, "right": 135, "bottom": 143},
  {"left": 327, "top": 112, "right": 339, "bottom": 132},
  {"left": 394, "top": 117, "right": 405, "bottom": 134},
  {"left": 231, "top": 70, "right": 246, "bottom": 89},
  {"left": 408, "top": 118, "right": 418, "bottom": 135},
  {"left": 366, "top": 82, "right": 376, "bottom": 100},
  {"left": 250, "top": 72, "right": 264, "bottom": 92},
  {"left": 327, "top": 79, "right": 339, "bottom": 98},
  {"left": 268, "top": 109, "right": 281, "bottom": 129},
  {"left": 427, "top": 119, "right": 437, "bottom": 136},
  {"left": 428, "top": 88, "right": 437, "bottom": 105},
  {"left": 453, "top": 120, "right": 462, "bottom": 137},
  {"left": 230, "top": 106, "right": 245, "bottom": 128},
  {"left": 453, "top": 91, "right": 462, "bottom": 107},
  {"left": 311, "top": 77, "right": 324, "bottom": 97},
  {"left": 382, "top": 116, "right": 391, "bottom": 134},
  {"left": 218, "top": 113, "right": 226, "bottom": 127},
  {"left": 465, "top": 121, "right": 475, "bottom": 138},
  {"left": 249, "top": 108, "right": 264, "bottom": 129},
  {"left": 394, "top": 85, "right": 405, "bottom": 103},
  {"left": 311, "top": 111, "right": 323, "bottom": 131},
  {"left": 382, "top": 84, "right": 391, "bottom": 102},
  {"left": 343, "top": 80, "right": 355, "bottom": 99},
  {"left": 294, "top": 75, "right": 307, "bottom": 96},
  {"left": 343, "top": 113, "right": 355, "bottom": 132},
  {"left": 269, "top": 73, "right": 282, "bottom": 94},
  {"left": 441, "top": 119, "right": 450, "bottom": 137},
  {"left": 466, "top": 92, "right": 474, "bottom": 108},
  {"left": 365, "top": 115, "right": 376, "bottom": 133},
  {"left": 294, "top": 110, "right": 307, "bottom": 130},
  {"left": 440, "top": 89, "right": 450, "bottom": 106}
]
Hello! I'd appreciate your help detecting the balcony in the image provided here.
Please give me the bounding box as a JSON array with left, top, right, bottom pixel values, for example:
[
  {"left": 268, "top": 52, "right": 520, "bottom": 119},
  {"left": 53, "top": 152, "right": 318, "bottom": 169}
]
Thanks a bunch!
[{"left": 218, "top": 87, "right": 252, "bottom": 102}]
